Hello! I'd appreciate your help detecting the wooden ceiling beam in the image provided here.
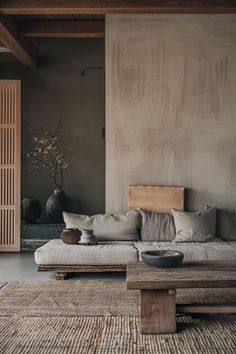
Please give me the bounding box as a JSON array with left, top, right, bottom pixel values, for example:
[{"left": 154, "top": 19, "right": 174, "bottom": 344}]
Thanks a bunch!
[
  {"left": 18, "top": 20, "right": 105, "bottom": 38},
  {"left": 0, "top": 16, "right": 39, "bottom": 66},
  {"left": 0, "top": 0, "right": 236, "bottom": 15},
  {"left": 0, "top": 52, "right": 19, "bottom": 63}
]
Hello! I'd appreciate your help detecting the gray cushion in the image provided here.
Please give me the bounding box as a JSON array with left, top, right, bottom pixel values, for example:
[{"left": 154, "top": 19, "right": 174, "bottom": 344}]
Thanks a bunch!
[
  {"left": 217, "top": 208, "right": 236, "bottom": 241},
  {"left": 171, "top": 207, "right": 216, "bottom": 243},
  {"left": 134, "top": 240, "right": 236, "bottom": 261},
  {"left": 63, "top": 210, "right": 141, "bottom": 241},
  {"left": 35, "top": 240, "right": 138, "bottom": 265},
  {"left": 140, "top": 209, "right": 175, "bottom": 241}
]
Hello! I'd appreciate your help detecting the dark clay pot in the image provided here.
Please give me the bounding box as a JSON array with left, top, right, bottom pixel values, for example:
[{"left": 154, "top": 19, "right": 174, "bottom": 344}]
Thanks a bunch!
[
  {"left": 61, "top": 228, "right": 81, "bottom": 244},
  {"left": 46, "top": 190, "right": 72, "bottom": 223},
  {"left": 21, "top": 198, "right": 42, "bottom": 223}
]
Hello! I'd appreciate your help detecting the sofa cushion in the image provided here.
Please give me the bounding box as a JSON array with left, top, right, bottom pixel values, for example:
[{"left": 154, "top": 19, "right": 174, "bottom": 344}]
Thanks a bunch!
[
  {"left": 134, "top": 240, "right": 236, "bottom": 262},
  {"left": 63, "top": 210, "right": 141, "bottom": 242},
  {"left": 35, "top": 240, "right": 138, "bottom": 265},
  {"left": 216, "top": 208, "right": 236, "bottom": 241},
  {"left": 140, "top": 209, "right": 175, "bottom": 242},
  {"left": 171, "top": 207, "right": 216, "bottom": 243}
]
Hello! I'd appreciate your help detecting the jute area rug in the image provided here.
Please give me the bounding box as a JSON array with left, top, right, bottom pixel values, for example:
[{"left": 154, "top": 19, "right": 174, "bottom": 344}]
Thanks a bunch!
[{"left": 0, "top": 281, "right": 235, "bottom": 354}]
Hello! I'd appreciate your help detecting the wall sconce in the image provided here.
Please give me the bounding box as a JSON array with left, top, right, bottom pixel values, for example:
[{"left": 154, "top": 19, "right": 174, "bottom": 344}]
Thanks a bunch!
[{"left": 80, "top": 66, "right": 104, "bottom": 77}]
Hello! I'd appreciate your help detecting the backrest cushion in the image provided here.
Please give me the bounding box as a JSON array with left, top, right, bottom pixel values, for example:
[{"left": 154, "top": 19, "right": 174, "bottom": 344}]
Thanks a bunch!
[
  {"left": 171, "top": 207, "right": 217, "bottom": 243},
  {"left": 216, "top": 208, "right": 236, "bottom": 241},
  {"left": 140, "top": 210, "right": 176, "bottom": 242},
  {"left": 63, "top": 210, "right": 141, "bottom": 241}
]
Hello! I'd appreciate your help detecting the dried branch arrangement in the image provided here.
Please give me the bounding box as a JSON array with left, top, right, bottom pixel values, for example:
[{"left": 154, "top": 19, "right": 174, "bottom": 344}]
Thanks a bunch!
[{"left": 26, "top": 123, "right": 72, "bottom": 190}]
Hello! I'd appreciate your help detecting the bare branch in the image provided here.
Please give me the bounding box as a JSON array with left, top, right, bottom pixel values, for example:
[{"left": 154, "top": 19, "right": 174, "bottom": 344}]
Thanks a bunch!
[
  {"left": 27, "top": 152, "right": 52, "bottom": 170},
  {"left": 26, "top": 121, "right": 74, "bottom": 189}
]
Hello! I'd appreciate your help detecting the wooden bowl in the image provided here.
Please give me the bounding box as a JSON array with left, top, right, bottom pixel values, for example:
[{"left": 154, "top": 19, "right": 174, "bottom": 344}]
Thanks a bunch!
[
  {"left": 60, "top": 228, "right": 81, "bottom": 244},
  {"left": 141, "top": 250, "right": 184, "bottom": 268}
]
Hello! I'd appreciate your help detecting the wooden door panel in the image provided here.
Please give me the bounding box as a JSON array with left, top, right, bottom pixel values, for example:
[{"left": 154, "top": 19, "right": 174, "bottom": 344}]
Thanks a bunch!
[{"left": 0, "top": 80, "right": 20, "bottom": 252}]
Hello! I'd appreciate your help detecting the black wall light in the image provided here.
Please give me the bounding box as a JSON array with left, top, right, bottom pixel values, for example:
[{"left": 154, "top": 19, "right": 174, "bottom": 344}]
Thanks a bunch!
[{"left": 80, "top": 66, "right": 104, "bottom": 77}]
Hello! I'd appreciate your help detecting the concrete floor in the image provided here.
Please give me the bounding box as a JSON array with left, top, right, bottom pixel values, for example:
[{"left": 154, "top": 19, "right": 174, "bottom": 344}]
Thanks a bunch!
[{"left": 0, "top": 253, "right": 125, "bottom": 283}]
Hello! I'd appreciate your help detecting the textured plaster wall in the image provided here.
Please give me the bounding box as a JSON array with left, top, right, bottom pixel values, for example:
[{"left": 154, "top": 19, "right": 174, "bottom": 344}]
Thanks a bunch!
[
  {"left": 0, "top": 39, "right": 105, "bottom": 219},
  {"left": 106, "top": 14, "right": 236, "bottom": 213}
]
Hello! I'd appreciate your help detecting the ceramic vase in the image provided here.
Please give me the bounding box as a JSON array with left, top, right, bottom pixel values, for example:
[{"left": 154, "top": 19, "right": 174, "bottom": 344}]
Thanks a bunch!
[
  {"left": 21, "top": 197, "right": 42, "bottom": 223},
  {"left": 46, "top": 189, "right": 72, "bottom": 223}
]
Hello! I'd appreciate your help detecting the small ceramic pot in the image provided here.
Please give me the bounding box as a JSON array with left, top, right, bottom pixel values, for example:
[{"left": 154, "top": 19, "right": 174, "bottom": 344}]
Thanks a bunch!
[
  {"left": 79, "top": 229, "right": 96, "bottom": 245},
  {"left": 60, "top": 228, "right": 81, "bottom": 244}
]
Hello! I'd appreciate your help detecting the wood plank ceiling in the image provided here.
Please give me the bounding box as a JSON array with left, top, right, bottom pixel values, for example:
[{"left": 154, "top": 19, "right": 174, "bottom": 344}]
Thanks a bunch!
[{"left": 0, "top": 0, "right": 236, "bottom": 66}]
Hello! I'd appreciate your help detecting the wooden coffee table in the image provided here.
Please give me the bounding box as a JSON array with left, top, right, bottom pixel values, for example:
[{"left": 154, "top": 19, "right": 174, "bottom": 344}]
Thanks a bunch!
[{"left": 126, "top": 261, "right": 236, "bottom": 334}]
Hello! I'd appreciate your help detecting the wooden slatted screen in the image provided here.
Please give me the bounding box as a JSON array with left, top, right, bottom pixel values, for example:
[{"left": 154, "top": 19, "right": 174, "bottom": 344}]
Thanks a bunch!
[{"left": 0, "top": 80, "right": 20, "bottom": 252}]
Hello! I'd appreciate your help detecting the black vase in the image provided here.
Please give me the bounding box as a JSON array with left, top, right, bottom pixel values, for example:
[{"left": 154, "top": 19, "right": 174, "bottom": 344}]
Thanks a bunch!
[
  {"left": 46, "top": 190, "right": 72, "bottom": 223},
  {"left": 21, "top": 198, "right": 42, "bottom": 223}
]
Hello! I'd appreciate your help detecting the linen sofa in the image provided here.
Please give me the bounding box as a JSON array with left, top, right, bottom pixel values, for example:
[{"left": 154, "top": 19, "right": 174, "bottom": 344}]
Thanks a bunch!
[
  {"left": 35, "top": 202, "right": 236, "bottom": 279},
  {"left": 35, "top": 238, "right": 236, "bottom": 266}
]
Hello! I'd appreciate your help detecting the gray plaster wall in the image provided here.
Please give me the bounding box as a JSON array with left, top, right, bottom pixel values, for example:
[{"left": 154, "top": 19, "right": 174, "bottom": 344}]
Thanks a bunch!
[
  {"left": 106, "top": 14, "right": 236, "bottom": 213},
  {"left": 0, "top": 39, "right": 105, "bottom": 219}
]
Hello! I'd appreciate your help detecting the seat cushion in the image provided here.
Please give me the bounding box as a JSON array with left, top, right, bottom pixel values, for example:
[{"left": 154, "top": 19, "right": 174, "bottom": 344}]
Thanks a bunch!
[
  {"left": 134, "top": 240, "right": 236, "bottom": 261},
  {"left": 63, "top": 210, "right": 141, "bottom": 242},
  {"left": 35, "top": 239, "right": 138, "bottom": 265}
]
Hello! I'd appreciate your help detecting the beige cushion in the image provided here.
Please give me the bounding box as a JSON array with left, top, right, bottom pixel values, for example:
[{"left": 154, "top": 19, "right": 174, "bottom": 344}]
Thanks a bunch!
[
  {"left": 140, "top": 209, "right": 175, "bottom": 241},
  {"left": 134, "top": 240, "right": 236, "bottom": 261},
  {"left": 35, "top": 239, "right": 138, "bottom": 265},
  {"left": 217, "top": 208, "right": 236, "bottom": 241},
  {"left": 63, "top": 210, "right": 141, "bottom": 241},
  {"left": 171, "top": 207, "right": 216, "bottom": 243}
]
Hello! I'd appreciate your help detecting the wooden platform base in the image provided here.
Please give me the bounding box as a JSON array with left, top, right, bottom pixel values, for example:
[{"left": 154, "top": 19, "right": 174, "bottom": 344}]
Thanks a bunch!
[{"left": 37, "top": 265, "right": 126, "bottom": 280}]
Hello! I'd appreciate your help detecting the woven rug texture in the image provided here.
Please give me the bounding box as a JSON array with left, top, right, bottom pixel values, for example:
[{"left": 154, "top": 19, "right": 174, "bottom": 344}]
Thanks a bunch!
[{"left": 0, "top": 280, "right": 235, "bottom": 354}]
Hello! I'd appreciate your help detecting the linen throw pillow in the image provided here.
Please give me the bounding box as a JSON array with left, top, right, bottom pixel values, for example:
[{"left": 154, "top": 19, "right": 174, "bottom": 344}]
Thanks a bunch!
[
  {"left": 216, "top": 208, "right": 236, "bottom": 241},
  {"left": 171, "top": 207, "right": 216, "bottom": 243},
  {"left": 63, "top": 210, "right": 141, "bottom": 241},
  {"left": 140, "top": 209, "right": 175, "bottom": 242}
]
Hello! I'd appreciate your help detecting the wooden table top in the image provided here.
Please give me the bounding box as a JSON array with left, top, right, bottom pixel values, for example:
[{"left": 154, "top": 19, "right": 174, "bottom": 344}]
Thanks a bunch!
[{"left": 126, "top": 261, "right": 236, "bottom": 290}]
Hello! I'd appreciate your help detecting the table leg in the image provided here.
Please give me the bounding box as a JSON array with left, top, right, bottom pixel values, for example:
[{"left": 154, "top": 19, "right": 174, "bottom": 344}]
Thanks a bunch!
[{"left": 140, "top": 289, "right": 176, "bottom": 334}]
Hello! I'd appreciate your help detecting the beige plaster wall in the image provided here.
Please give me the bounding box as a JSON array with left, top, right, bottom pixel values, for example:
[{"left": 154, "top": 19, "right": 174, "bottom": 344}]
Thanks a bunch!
[{"left": 106, "top": 14, "right": 236, "bottom": 213}]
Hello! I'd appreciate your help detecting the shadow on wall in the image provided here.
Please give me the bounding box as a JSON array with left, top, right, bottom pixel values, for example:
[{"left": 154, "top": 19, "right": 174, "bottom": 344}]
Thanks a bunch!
[{"left": 0, "top": 38, "right": 105, "bottom": 220}]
